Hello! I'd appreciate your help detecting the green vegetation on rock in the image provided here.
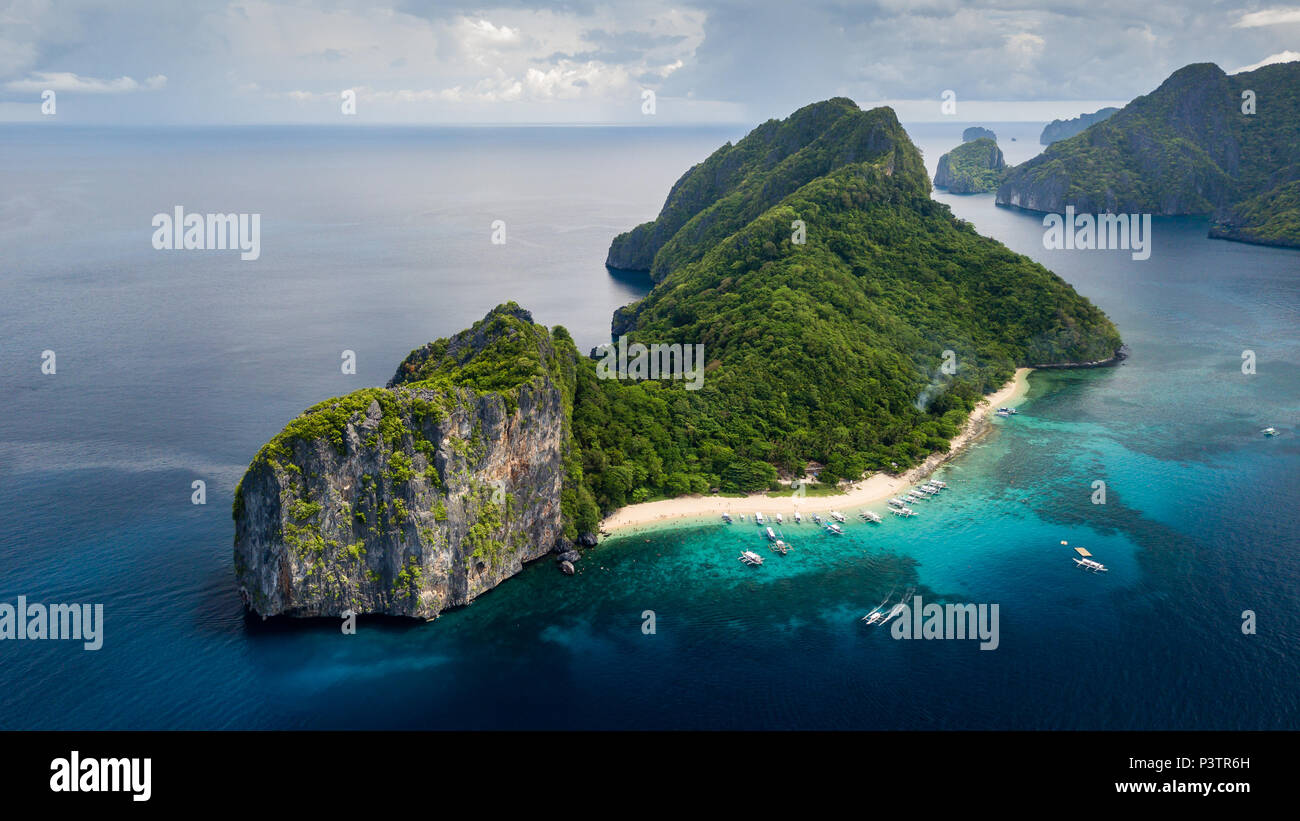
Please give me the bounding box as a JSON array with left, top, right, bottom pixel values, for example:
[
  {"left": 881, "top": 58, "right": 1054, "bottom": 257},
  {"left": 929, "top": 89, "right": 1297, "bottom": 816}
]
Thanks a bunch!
[
  {"left": 999, "top": 62, "right": 1300, "bottom": 248},
  {"left": 235, "top": 97, "right": 1124, "bottom": 618},
  {"left": 934, "top": 138, "right": 1007, "bottom": 194}
]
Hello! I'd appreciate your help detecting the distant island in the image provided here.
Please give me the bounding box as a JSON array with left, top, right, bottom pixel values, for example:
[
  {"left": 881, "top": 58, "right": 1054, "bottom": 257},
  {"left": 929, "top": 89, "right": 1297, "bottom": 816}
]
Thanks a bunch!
[
  {"left": 1039, "top": 107, "right": 1118, "bottom": 144},
  {"left": 934, "top": 137, "right": 1007, "bottom": 193},
  {"left": 234, "top": 98, "right": 1121, "bottom": 620},
  {"left": 999, "top": 61, "right": 1300, "bottom": 249},
  {"left": 962, "top": 126, "right": 997, "bottom": 142}
]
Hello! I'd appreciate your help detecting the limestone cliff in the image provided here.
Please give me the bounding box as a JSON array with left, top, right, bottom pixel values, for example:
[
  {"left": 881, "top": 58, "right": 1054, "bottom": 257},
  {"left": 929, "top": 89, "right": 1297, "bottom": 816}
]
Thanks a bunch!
[{"left": 233, "top": 304, "right": 578, "bottom": 619}]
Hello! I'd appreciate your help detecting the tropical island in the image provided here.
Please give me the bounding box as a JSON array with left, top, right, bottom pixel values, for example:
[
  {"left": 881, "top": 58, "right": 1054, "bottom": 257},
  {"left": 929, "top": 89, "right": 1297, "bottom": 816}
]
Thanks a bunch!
[
  {"left": 933, "top": 137, "right": 1007, "bottom": 194},
  {"left": 962, "top": 126, "right": 997, "bottom": 142},
  {"left": 233, "top": 98, "right": 1122, "bottom": 620},
  {"left": 999, "top": 61, "right": 1300, "bottom": 249}
]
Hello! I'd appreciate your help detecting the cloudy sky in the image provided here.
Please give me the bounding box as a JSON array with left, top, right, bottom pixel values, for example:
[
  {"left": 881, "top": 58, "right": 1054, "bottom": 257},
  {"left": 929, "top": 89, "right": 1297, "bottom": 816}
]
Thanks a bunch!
[{"left": 1, "top": 0, "right": 1298, "bottom": 124}]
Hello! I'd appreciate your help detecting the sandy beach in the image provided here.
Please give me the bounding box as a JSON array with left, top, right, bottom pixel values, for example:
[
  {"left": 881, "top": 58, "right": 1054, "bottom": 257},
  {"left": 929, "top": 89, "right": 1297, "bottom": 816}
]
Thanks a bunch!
[{"left": 599, "top": 368, "right": 1033, "bottom": 537}]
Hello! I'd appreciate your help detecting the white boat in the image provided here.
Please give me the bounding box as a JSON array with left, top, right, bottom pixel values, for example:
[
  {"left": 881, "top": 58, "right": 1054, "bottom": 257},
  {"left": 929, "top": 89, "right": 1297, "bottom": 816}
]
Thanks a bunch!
[
  {"left": 721, "top": 513, "right": 733, "bottom": 523},
  {"left": 765, "top": 526, "right": 777, "bottom": 541},
  {"left": 1071, "top": 546, "right": 1107, "bottom": 572},
  {"left": 890, "top": 506, "right": 916, "bottom": 517},
  {"left": 794, "top": 511, "right": 803, "bottom": 523},
  {"left": 812, "top": 513, "right": 823, "bottom": 524},
  {"left": 739, "top": 551, "right": 764, "bottom": 566},
  {"left": 1262, "top": 427, "right": 1278, "bottom": 437},
  {"left": 825, "top": 523, "right": 844, "bottom": 535},
  {"left": 771, "top": 539, "right": 790, "bottom": 556},
  {"left": 830, "top": 511, "right": 846, "bottom": 523},
  {"left": 775, "top": 513, "right": 783, "bottom": 524},
  {"left": 887, "top": 497, "right": 907, "bottom": 508},
  {"left": 930, "top": 480, "right": 947, "bottom": 489},
  {"left": 861, "top": 594, "right": 890, "bottom": 623},
  {"left": 755, "top": 512, "right": 764, "bottom": 524},
  {"left": 859, "top": 510, "right": 883, "bottom": 523},
  {"left": 876, "top": 602, "right": 907, "bottom": 626}
]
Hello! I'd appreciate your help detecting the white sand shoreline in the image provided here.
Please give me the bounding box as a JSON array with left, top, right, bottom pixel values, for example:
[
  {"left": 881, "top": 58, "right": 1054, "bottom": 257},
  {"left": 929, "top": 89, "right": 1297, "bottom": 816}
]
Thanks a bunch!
[{"left": 598, "top": 368, "right": 1033, "bottom": 539}]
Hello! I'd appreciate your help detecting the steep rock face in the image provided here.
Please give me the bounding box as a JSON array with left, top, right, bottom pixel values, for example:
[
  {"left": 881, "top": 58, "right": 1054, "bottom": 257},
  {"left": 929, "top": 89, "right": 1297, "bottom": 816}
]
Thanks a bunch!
[
  {"left": 233, "top": 305, "right": 573, "bottom": 619},
  {"left": 998, "top": 61, "right": 1300, "bottom": 247},
  {"left": 962, "top": 126, "right": 997, "bottom": 143},
  {"left": 934, "top": 138, "right": 1006, "bottom": 193}
]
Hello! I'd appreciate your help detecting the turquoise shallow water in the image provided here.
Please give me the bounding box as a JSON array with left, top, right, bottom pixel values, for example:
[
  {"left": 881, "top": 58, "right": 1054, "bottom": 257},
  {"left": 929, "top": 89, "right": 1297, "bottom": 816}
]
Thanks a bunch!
[{"left": 0, "top": 126, "right": 1296, "bottom": 729}]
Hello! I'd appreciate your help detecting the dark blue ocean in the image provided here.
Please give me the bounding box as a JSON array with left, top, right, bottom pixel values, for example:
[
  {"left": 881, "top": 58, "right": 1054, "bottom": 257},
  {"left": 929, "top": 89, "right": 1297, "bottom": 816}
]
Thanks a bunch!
[{"left": 1, "top": 123, "right": 1296, "bottom": 729}]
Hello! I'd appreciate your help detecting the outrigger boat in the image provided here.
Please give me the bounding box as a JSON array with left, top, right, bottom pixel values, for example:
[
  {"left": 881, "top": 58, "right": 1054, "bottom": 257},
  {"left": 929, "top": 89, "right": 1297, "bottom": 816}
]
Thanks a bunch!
[
  {"left": 876, "top": 602, "right": 907, "bottom": 626},
  {"left": 861, "top": 594, "right": 890, "bottom": 623},
  {"left": 739, "top": 551, "right": 764, "bottom": 566},
  {"left": 889, "top": 506, "right": 916, "bottom": 517},
  {"left": 794, "top": 511, "right": 803, "bottom": 524},
  {"left": 887, "top": 497, "right": 908, "bottom": 508},
  {"left": 771, "top": 539, "right": 790, "bottom": 556},
  {"left": 755, "top": 512, "right": 765, "bottom": 524},
  {"left": 775, "top": 513, "right": 783, "bottom": 524},
  {"left": 812, "top": 513, "right": 823, "bottom": 524},
  {"left": 929, "top": 480, "right": 947, "bottom": 489},
  {"left": 825, "top": 523, "right": 845, "bottom": 535},
  {"left": 721, "top": 513, "right": 733, "bottom": 523},
  {"left": 765, "top": 526, "right": 778, "bottom": 541},
  {"left": 830, "top": 511, "right": 847, "bottom": 523},
  {"left": 859, "top": 510, "right": 883, "bottom": 523},
  {"left": 1072, "top": 546, "right": 1108, "bottom": 572}
]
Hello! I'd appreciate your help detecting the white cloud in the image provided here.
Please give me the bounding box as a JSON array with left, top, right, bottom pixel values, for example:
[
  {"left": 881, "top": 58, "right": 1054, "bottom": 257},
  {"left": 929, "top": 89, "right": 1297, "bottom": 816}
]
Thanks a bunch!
[
  {"left": 1233, "top": 8, "right": 1300, "bottom": 28},
  {"left": 461, "top": 19, "right": 521, "bottom": 46},
  {"left": 1232, "top": 50, "right": 1300, "bottom": 72},
  {"left": 1004, "top": 32, "right": 1046, "bottom": 70},
  {"left": 4, "top": 71, "right": 166, "bottom": 93}
]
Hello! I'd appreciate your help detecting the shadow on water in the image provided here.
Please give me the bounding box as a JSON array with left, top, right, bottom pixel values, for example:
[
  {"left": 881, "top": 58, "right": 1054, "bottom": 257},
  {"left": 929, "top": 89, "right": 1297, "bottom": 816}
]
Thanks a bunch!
[{"left": 605, "top": 264, "right": 654, "bottom": 292}]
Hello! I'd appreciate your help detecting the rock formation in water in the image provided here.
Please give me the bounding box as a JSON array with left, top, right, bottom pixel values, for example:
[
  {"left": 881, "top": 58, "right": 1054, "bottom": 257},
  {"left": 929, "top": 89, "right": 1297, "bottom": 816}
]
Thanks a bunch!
[
  {"left": 934, "top": 138, "right": 1007, "bottom": 193},
  {"left": 962, "top": 126, "right": 997, "bottom": 143},
  {"left": 233, "top": 304, "right": 586, "bottom": 619}
]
